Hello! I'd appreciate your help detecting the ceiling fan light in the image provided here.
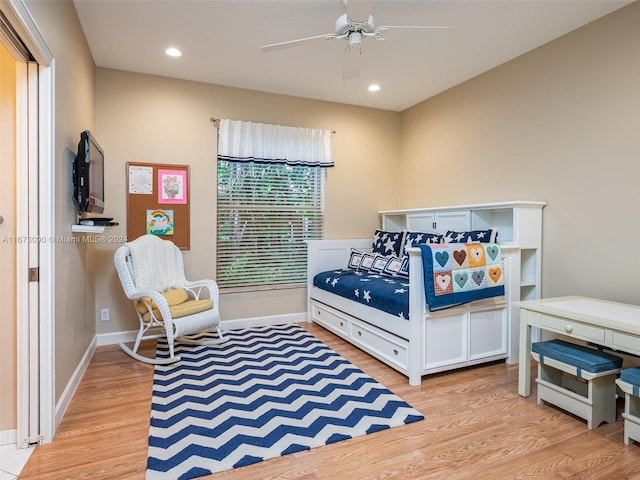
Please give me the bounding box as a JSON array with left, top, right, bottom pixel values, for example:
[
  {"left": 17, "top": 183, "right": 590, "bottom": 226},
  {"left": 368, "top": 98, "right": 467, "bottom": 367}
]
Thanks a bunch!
[
  {"left": 348, "top": 31, "right": 362, "bottom": 47},
  {"left": 368, "top": 84, "right": 381, "bottom": 92}
]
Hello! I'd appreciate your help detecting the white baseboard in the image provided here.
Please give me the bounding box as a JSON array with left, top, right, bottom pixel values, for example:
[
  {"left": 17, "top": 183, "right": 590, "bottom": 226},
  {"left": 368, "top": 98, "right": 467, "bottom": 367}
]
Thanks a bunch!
[
  {"left": 0, "top": 429, "right": 16, "bottom": 446},
  {"left": 220, "top": 312, "right": 306, "bottom": 331},
  {"left": 95, "top": 312, "right": 307, "bottom": 347},
  {"left": 54, "top": 336, "right": 97, "bottom": 429},
  {"left": 96, "top": 329, "right": 139, "bottom": 347}
]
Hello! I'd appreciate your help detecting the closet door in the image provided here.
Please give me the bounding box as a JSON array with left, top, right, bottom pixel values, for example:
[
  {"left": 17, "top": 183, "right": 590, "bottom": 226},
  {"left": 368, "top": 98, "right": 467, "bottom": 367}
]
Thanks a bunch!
[
  {"left": 1, "top": 1, "right": 55, "bottom": 446},
  {"left": 0, "top": 40, "right": 18, "bottom": 441}
]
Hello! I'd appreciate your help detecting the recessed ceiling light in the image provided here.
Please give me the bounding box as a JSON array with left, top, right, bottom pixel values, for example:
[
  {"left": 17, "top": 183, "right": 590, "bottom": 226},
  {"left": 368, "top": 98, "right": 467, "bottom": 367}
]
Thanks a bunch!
[
  {"left": 368, "top": 84, "right": 381, "bottom": 92},
  {"left": 165, "top": 47, "right": 182, "bottom": 57}
]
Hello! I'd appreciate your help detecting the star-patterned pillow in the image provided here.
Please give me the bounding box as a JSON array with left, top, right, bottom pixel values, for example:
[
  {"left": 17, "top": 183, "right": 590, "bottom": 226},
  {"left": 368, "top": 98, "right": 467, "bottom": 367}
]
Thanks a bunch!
[
  {"left": 402, "top": 231, "right": 443, "bottom": 255},
  {"left": 444, "top": 229, "right": 498, "bottom": 244},
  {"left": 371, "top": 230, "right": 404, "bottom": 257}
]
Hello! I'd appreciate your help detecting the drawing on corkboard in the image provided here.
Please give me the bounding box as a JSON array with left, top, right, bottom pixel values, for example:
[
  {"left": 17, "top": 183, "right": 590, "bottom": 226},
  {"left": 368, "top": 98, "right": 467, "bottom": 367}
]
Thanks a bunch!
[
  {"left": 147, "top": 209, "right": 174, "bottom": 235},
  {"left": 158, "top": 169, "right": 187, "bottom": 204},
  {"left": 126, "top": 162, "right": 190, "bottom": 249},
  {"left": 128, "top": 165, "right": 153, "bottom": 194}
]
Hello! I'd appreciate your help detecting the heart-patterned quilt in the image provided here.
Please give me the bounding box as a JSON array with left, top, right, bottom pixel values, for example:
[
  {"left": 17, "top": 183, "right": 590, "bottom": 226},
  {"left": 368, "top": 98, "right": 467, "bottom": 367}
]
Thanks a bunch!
[{"left": 418, "top": 243, "right": 505, "bottom": 311}]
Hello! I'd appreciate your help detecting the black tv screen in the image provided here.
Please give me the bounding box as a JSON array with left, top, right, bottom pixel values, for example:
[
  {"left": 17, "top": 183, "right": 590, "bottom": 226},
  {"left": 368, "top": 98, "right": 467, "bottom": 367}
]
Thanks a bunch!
[{"left": 73, "top": 130, "right": 105, "bottom": 214}]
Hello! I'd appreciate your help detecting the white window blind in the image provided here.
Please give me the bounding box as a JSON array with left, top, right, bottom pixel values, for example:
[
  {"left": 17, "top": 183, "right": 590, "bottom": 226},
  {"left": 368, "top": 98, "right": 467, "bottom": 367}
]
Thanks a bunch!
[{"left": 217, "top": 161, "right": 325, "bottom": 288}]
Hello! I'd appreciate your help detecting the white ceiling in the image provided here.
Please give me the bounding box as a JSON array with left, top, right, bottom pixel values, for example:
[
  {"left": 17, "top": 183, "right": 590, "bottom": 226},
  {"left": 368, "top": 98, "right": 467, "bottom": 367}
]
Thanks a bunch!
[{"left": 73, "top": 0, "right": 632, "bottom": 112}]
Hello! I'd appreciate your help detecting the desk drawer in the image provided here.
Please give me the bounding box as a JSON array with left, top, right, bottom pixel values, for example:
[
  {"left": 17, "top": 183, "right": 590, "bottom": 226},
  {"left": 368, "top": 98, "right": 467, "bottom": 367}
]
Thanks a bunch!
[
  {"left": 611, "top": 332, "right": 640, "bottom": 356},
  {"left": 541, "top": 314, "right": 605, "bottom": 343}
]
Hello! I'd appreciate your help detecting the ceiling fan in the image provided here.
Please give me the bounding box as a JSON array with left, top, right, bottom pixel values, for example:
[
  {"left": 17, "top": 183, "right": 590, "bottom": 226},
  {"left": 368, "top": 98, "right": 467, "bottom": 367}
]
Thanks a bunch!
[{"left": 260, "top": 0, "right": 451, "bottom": 80}]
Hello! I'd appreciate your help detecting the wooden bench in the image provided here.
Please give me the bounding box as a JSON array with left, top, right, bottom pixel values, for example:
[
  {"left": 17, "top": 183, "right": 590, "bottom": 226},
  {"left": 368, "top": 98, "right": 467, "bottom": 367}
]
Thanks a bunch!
[
  {"left": 531, "top": 339, "right": 622, "bottom": 429},
  {"left": 616, "top": 367, "right": 640, "bottom": 445}
]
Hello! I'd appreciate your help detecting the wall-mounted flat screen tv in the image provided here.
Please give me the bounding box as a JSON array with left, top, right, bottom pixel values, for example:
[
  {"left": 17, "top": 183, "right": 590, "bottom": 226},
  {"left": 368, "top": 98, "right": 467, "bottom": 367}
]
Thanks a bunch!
[{"left": 73, "top": 130, "right": 105, "bottom": 214}]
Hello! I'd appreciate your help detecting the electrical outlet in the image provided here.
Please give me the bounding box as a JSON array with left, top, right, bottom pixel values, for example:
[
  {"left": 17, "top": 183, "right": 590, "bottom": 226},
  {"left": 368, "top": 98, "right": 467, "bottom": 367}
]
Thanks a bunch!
[{"left": 100, "top": 308, "right": 110, "bottom": 321}]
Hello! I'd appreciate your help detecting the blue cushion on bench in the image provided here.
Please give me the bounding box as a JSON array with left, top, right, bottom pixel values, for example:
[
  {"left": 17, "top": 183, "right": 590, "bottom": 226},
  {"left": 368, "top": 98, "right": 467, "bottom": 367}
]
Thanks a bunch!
[
  {"left": 532, "top": 339, "right": 622, "bottom": 377},
  {"left": 620, "top": 368, "right": 640, "bottom": 397}
]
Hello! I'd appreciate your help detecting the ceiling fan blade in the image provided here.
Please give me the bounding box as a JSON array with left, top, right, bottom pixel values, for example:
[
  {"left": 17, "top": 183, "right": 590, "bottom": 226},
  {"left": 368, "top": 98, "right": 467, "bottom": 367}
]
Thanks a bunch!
[
  {"left": 346, "top": 0, "right": 373, "bottom": 22},
  {"left": 375, "top": 26, "right": 452, "bottom": 42},
  {"left": 343, "top": 44, "right": 362, "bottom": 80},
  {"left": 261, "top": 33, "right": 338, "bottom": 52}
]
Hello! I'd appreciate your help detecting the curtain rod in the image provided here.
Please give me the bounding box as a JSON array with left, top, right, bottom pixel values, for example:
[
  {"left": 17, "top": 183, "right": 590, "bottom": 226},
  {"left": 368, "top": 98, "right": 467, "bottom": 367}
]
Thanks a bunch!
[{"left": 210, "top": 117, "right": 335, "bottom": 134}]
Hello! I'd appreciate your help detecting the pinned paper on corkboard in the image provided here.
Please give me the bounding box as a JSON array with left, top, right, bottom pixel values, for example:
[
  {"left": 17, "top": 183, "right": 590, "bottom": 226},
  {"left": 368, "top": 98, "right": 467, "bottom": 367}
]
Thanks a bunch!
[
  {"left": 158, "top": 169, "right": 187, "bottom": 204},
  {"left": 126, "top": 162, "right": 190, "bottom": 249},
  {"left": 146, "top": 209, "right": 174, "bottom": 236}
]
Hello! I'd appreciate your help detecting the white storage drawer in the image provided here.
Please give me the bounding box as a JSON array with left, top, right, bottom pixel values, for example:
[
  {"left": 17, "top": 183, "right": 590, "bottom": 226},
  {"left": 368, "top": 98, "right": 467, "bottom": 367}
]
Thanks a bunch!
[
  {"left": 350, "top": 318, "right": 409, "bottom": 370},
  {"left": 311, "top": 302, "right": 349, "bottom": 337}
]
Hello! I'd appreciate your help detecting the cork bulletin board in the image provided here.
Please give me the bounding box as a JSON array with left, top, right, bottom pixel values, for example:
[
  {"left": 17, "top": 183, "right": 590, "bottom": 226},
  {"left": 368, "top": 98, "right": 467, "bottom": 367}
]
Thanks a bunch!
[{"left": 126, "top": 162, "right": 190, "bottom": 249}]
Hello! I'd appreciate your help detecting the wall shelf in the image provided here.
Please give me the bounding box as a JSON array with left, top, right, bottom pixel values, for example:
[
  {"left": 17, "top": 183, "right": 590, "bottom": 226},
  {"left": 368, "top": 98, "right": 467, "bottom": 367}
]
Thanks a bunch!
[{"left": 71, "top": 224, "right": 105, "bottom": 233}]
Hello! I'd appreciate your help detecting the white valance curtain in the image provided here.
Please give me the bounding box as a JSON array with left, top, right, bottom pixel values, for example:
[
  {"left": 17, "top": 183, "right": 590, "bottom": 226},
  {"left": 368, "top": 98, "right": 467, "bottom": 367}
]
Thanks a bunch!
[{"left": 217, "top": 118, "right": 334, "bottom": 167}]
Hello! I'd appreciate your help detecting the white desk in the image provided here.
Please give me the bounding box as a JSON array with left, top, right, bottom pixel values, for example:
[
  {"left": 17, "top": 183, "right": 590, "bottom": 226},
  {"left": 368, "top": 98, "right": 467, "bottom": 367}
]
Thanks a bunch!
[{"left": 518, "top": 296, "right": 640, "bottom": 397}]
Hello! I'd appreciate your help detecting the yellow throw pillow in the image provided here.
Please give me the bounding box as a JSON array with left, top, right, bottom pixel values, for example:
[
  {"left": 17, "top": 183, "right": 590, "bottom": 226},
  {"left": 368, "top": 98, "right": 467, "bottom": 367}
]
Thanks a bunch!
[
  {"left": 136, "top": 288, "right": 189, "bottom": 314},
  {"left": 142, "top": 299, "right": 213, "bottom": 322}
]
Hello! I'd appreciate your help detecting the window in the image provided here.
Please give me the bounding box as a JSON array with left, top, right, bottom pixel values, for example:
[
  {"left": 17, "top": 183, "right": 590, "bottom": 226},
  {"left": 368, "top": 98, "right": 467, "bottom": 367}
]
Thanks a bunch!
[
  {"left": 216, "top": 120, "right": 332, "bottom": 289},
  {"left": 216, "top": 119, "right": 333, "bottom": 288}
]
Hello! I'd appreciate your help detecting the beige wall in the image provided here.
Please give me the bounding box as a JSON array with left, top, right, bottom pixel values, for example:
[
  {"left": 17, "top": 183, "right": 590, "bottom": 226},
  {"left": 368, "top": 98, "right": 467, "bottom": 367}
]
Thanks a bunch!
[
  {"left": 95, "top": 1, "right": 640, "bottom": 333},
  {"left": 0, "top": 43, "right": 17, "bottom": 432},
  {"left": 399, "top": 2, "right": 640, "bottom": 305},
  {"left": 24, "top": 0, "right": 97, "bottom": 403},
  {"left": 9, "top": 0, "right": 639, "bottom": 434},
  {"left": 94, "top": 69, "right": 400, "bottom": 333}
]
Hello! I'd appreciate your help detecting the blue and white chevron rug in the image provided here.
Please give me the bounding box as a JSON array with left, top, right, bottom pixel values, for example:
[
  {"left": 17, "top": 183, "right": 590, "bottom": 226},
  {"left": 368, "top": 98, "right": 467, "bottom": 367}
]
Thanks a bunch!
[{"left": 146, "top": 323, "right": 424, "bottom": 480}]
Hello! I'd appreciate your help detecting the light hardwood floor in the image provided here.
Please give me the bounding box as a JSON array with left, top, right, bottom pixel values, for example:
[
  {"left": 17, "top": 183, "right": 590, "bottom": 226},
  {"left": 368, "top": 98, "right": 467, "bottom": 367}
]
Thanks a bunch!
[{"left": 19, "top": 323, "right": 640, "bottom": 479}]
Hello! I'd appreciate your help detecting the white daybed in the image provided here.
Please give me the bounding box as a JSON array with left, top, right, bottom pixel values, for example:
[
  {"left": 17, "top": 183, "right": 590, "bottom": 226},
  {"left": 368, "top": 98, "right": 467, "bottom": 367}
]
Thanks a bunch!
[
  {"left": 307, "top": 239, "right": 511, "bottom": 386},
  {"left": 306, "top": 201, "right": 545, "bottom": 386}
]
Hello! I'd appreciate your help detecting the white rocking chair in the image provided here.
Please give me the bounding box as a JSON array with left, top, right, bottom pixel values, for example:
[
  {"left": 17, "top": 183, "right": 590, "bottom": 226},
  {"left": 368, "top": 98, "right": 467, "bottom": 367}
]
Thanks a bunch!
[{"left": 114, "top": 234, "right": 225, "bottom": 364}]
